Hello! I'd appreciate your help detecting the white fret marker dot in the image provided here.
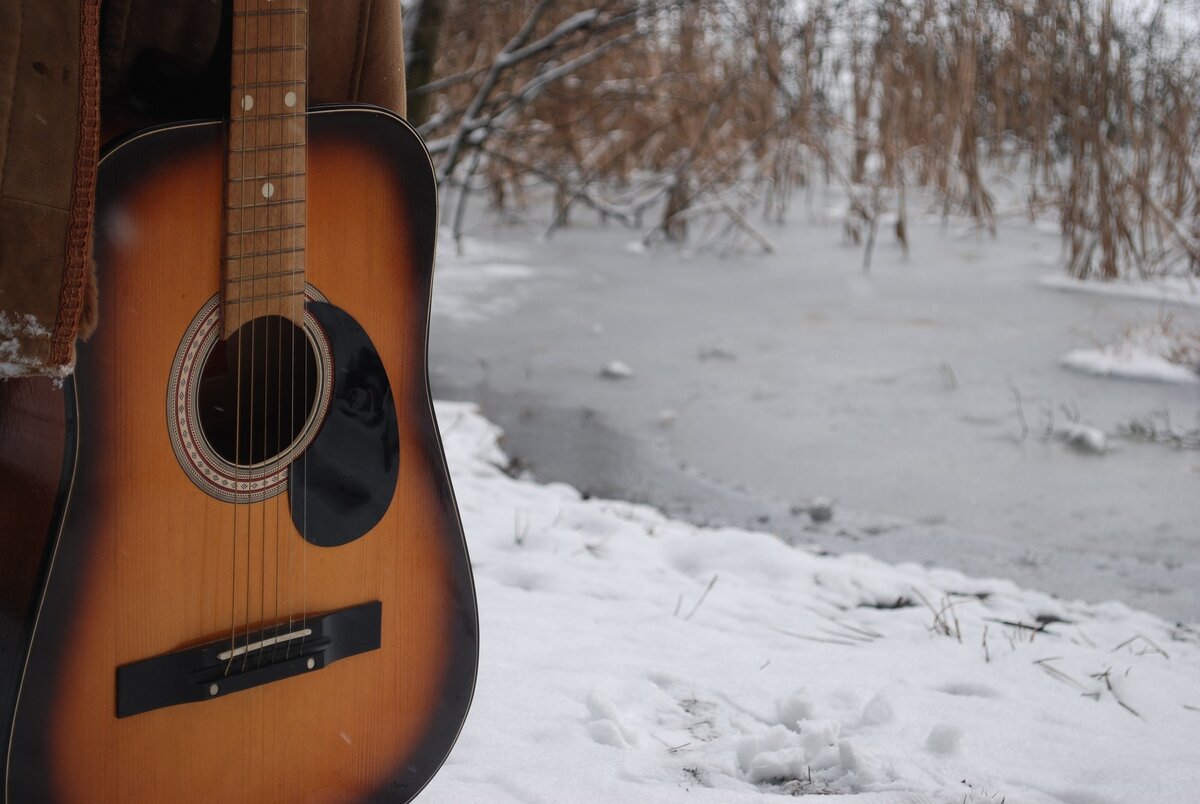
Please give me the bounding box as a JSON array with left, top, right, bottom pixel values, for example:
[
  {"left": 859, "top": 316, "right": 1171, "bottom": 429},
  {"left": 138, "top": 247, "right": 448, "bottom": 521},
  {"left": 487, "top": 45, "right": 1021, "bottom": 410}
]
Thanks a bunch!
[
  {"left": 284, "top": 91, "right": 297, "bottom": 108},
  {"left": 262, "top": 182, "right": 276, "bottom": 199},
  {"left": 241, "top": 94, "right": 254, "bottom": 111}
]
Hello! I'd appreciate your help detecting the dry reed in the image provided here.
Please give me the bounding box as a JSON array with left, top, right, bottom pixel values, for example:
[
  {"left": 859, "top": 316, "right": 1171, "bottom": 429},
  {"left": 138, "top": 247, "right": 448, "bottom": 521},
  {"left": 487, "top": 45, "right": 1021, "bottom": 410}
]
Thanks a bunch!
[{"left": 416, "top": 0, "right": 1200, "bottom": 278}]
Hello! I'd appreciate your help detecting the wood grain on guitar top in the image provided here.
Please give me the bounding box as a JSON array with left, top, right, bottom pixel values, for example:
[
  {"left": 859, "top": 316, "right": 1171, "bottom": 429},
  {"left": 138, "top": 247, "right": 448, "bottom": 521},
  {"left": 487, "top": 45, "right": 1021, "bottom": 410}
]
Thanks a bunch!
[{"left": 3, "top": 109, "right": 477, "bottom": 803}]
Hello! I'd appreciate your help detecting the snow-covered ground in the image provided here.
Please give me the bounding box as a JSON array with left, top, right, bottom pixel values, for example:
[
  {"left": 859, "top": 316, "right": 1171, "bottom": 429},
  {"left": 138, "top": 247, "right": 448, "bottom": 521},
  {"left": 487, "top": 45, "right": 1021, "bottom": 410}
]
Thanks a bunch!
[
  {"left": 422, "top": 401, "right": 1200, "bottom": 803},
  {"left": 428, "top": 210, "right": 1200, "bottom": 624}
]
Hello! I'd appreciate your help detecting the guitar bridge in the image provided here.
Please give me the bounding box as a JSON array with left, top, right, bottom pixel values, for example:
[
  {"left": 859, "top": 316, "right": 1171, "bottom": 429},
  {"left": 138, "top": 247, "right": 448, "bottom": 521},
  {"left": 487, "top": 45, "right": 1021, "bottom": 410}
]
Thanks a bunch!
[{"left": 115, "top": 601, "right": 381, "bottom": 718}]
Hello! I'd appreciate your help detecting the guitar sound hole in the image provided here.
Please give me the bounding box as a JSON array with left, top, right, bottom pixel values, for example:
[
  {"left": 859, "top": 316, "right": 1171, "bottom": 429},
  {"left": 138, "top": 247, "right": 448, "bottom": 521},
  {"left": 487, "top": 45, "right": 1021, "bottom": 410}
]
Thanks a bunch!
[{"left": 197, "top": 316, "right": 319, "bottom": 467}]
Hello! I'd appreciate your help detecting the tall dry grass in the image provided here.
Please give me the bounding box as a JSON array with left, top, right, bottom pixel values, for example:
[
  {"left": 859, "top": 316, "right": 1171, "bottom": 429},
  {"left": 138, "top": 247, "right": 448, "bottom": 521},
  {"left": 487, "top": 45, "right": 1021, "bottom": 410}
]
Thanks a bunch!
[{"left": 417, "top": 0, "right": 1200, "bottom": 278}]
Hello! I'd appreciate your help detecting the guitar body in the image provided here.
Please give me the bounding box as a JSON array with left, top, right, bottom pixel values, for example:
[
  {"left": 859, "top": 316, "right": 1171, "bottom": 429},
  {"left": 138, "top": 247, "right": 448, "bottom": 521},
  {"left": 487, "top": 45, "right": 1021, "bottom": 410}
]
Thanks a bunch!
[{"left": 1, "top": 108, "right": 477, "bottom": 802}]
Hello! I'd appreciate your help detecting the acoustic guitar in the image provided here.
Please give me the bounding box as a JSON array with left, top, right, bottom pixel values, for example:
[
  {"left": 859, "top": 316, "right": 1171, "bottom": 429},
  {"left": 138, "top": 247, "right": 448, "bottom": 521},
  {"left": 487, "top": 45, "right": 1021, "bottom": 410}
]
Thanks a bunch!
[{"left": 0, "top": 1, "right": 477, "bottom": 800}]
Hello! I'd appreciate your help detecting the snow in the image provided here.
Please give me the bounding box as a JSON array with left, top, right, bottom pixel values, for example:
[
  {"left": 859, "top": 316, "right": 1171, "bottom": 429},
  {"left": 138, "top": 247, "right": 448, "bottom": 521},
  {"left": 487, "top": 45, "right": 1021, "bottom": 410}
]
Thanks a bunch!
[
  {"left": 1052, "top": 421, "right": 1109, "bottom": 454},
  {"left": 1062, "top": 348, "right": 1199, "bottom": 385},
  {"left": 1060, "top": 321, "right": 1200, "bottom": 385},
  {"left": 424, "top": 401, "right": 1200, "bottom": 803},
  {"left": 599, "top": 360, "right": 635, "bottom": 379},
  {"left": 0, "top": 311, "right": 50, "bottom": 339},
  {"left": 1038, "top": 274, "right": 1200, "bottom": 309},
  {"left": 0, "top": 339, "right": 27, "bottom": 379},
  {"left": 0, "top": 312, "right": 55, "bottom": 378}
]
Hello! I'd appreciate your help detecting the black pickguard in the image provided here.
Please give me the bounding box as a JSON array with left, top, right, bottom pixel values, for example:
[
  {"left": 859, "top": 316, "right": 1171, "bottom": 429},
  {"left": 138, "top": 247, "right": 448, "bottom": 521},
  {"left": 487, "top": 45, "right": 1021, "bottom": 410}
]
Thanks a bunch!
[{"left": 290, "top": 300, "right": 399, "bottom": 547}]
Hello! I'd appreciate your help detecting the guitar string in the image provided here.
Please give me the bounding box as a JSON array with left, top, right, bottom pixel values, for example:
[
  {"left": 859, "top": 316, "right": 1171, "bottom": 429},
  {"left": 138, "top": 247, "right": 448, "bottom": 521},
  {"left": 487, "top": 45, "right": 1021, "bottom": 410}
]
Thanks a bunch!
[
  {"left": 271, "top": 0, "right": 301, "bottom": 667},
  {"left": 279, "top": 0, "right": 293, "bottom": 663},
  {"left": 259, "top": 0, "right": 277, "bottom": 672},
  {"left": 273, "top": 0, "right": 305, "bottom": 664},
  {"left": 268, "top": 0, "right": 283, "bottom": 665},
  {"left": 222, "top": 0, "right": 308, "bottom": 672},
  {"left": 280, "top": 0, "right": 293, "bottom": 661},
  {"left": 286, "top": 0, "right": 304, "bottom": 662},
  {"left": 241, "top": 0, "right": 261, "bottom": 674},
  {"left": 247, "top": 0, "right": 282, "bottom": 674},
  {"left": 265, "top": 0, "right": 283, "bottom": 671},
  {"left": 226, "top": 0, "right": 238, "bottom": 676},
  {"left": 298, "top": 0, "right": 310, "bottom": 659},
  {"left": 227, "top": 0, "right": 251, "bottom": 677}
]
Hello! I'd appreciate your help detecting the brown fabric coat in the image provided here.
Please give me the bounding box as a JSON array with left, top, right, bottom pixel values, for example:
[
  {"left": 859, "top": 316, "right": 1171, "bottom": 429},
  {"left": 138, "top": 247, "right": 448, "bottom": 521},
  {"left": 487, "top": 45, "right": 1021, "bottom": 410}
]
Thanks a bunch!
[{"left": 0, "top": 0, "right": 406, "bottom": 378}]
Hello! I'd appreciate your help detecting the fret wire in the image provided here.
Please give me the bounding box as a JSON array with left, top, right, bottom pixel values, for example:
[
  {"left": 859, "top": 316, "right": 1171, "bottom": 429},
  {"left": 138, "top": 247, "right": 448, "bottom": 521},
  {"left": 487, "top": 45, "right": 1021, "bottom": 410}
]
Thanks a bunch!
[
  {"left": 226, "top": 0, "right": 308, "bottom": 326},
  {"left": 232, "top": 79, "right": 305, "bottom": 88},
  {"left": 230, "top": 59, "right": 305, "bottom": 75},
  {"left": 228, "top": 170, "right": 306, "bottom": 182},
  {"left": 230, "top": 112, "right": 307, "bottom": 122},
  {"left": 233, "top": 8, "right": 307, "bottom": 16},
  {"left": 229, "top": 142, "right": 308, "bottom": 153},
  {"left": 226, "top": 212, "right": 306, "bottom": 227},
  {"left": 233, "top": 45, "right": 305, "bottom": 54},
  {"left": 228, "top": 63, "right": 305, "bottom": 81},
  {"left": 227, "top": 222, "right": 306, "bottom": 235},
  {"left": 226, "top": 246, "right": 305, "bottom": 261},
  {"left": 229, "top": 120, "right": 305, "bottom": 127},
  {"left": 225, "top": 268, "right": 306, "bottom": 283},
  {"left": 225, "top": 288, "right": 306, "bottom": 304},
  {"left": 225, "top": 124, "right": 304, "bottom": 133},
  {"left": 226, "top": 198, "right": 306, "bottom": 209},
  {"left": 226, "top": 137, "right": 305, "bottom": 147}
]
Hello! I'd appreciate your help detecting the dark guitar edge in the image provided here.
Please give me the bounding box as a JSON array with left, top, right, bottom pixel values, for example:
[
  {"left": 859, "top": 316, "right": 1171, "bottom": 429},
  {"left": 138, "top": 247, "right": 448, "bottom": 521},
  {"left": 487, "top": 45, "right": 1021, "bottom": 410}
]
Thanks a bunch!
[
  {"left": 404, "top": 127, "right": 480, "bottom": 804},
  {"left": 1, "top": 378, "right": 80, "bottom": 803},
  {"left": 3, "top": 106, "right": 478, "bottom": 803}
]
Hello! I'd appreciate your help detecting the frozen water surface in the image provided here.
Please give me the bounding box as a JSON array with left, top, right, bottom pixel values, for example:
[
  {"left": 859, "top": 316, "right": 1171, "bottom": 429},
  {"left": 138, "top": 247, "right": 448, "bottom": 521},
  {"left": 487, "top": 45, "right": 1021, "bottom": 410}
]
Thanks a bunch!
[{"left": 429, "top": 212, "right": 1200, "bottom": 624}]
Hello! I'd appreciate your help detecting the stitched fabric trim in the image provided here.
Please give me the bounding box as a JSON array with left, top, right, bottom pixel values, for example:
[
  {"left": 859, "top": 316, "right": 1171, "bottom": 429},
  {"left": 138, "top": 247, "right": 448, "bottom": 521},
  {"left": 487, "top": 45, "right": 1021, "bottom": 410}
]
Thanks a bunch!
[{"left": 49, "top": 0, "right": 101, "bottom": 369}]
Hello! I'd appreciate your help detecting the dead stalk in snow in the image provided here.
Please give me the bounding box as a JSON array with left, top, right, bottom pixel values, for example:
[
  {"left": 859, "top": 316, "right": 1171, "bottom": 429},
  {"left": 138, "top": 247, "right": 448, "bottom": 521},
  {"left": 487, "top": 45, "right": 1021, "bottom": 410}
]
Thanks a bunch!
[
  {"left": 682, "top": 575, "right": 719, "bottom": 621},
  {"left": 913, "top": 589, "right": 964, "bottom": 643}
]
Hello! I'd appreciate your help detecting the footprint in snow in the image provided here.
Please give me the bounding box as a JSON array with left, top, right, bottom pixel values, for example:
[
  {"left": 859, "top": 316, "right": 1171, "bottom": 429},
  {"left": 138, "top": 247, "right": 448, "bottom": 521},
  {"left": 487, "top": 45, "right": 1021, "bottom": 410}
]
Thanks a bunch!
[
  {"left": 938, "top": 681, "right": 1003, "bottom": 699},
  {"left": 926, "top": 723, "right": 963, "bottom": 755},
  {"left": 584, "top": 691, "right": 639, "bottom": 748}
]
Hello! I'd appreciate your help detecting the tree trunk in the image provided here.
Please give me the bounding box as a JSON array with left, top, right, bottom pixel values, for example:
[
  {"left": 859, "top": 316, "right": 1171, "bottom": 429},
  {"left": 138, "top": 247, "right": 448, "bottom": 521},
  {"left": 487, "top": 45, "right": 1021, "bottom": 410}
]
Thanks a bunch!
[{"left": 404, "top": 0, "right": 447, "bottom": 125}]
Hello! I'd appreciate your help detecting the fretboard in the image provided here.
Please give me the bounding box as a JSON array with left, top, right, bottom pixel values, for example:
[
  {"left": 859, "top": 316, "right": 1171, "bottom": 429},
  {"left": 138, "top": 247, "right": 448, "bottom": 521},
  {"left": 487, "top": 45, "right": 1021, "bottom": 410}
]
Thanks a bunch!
[{"left": 223, "top": 0, "right": 308, "bottom": 337}]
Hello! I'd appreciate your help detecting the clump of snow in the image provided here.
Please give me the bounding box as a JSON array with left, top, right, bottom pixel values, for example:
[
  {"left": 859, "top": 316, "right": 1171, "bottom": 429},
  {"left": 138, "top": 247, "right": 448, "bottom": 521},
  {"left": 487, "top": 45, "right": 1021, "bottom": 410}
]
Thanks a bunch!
[
  {"left": 1062, "top": 347, "right": 1200, "bottom": 385},
  {"left": 1054, "top": 421, "right": 1109, "bottom": 454},
  {"left": 424, "top": 401, "right": 1200, "bottom": 804},
  {"left": 0, "top": 311, "right": 50, "bottom": 339},
  {"left": 600, "top": 360, "right": 634, "bottom": 379},
  {"left": 0, "top": 340, "right": 25, "bottom": 379},
  {"left": 1062, "top": 320, "right": 1200, "bottom": 385},
  {"left": 0, "top": 312, "right": 54, "bottom": 379}
]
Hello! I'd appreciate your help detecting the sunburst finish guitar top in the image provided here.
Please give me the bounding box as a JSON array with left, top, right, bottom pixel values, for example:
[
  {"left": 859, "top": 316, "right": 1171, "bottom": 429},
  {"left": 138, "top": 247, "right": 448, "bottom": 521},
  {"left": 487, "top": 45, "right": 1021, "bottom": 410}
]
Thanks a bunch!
[{"left": 0, "top": 1, "right": 476, "bottom": 800}]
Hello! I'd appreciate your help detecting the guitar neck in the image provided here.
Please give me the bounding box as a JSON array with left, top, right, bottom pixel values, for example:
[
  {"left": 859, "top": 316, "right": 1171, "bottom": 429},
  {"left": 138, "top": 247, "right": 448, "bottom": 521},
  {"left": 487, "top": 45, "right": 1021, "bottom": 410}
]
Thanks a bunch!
[{"left": 223, "top": 0, "right": 309, "bottom": 337}]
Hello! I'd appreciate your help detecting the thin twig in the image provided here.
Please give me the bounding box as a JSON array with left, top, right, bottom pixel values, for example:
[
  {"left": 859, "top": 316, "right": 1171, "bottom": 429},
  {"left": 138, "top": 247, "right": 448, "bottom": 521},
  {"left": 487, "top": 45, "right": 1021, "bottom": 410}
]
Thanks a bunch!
[{"left": 683, "top": 575, "right": 719, "bottom": 621}]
